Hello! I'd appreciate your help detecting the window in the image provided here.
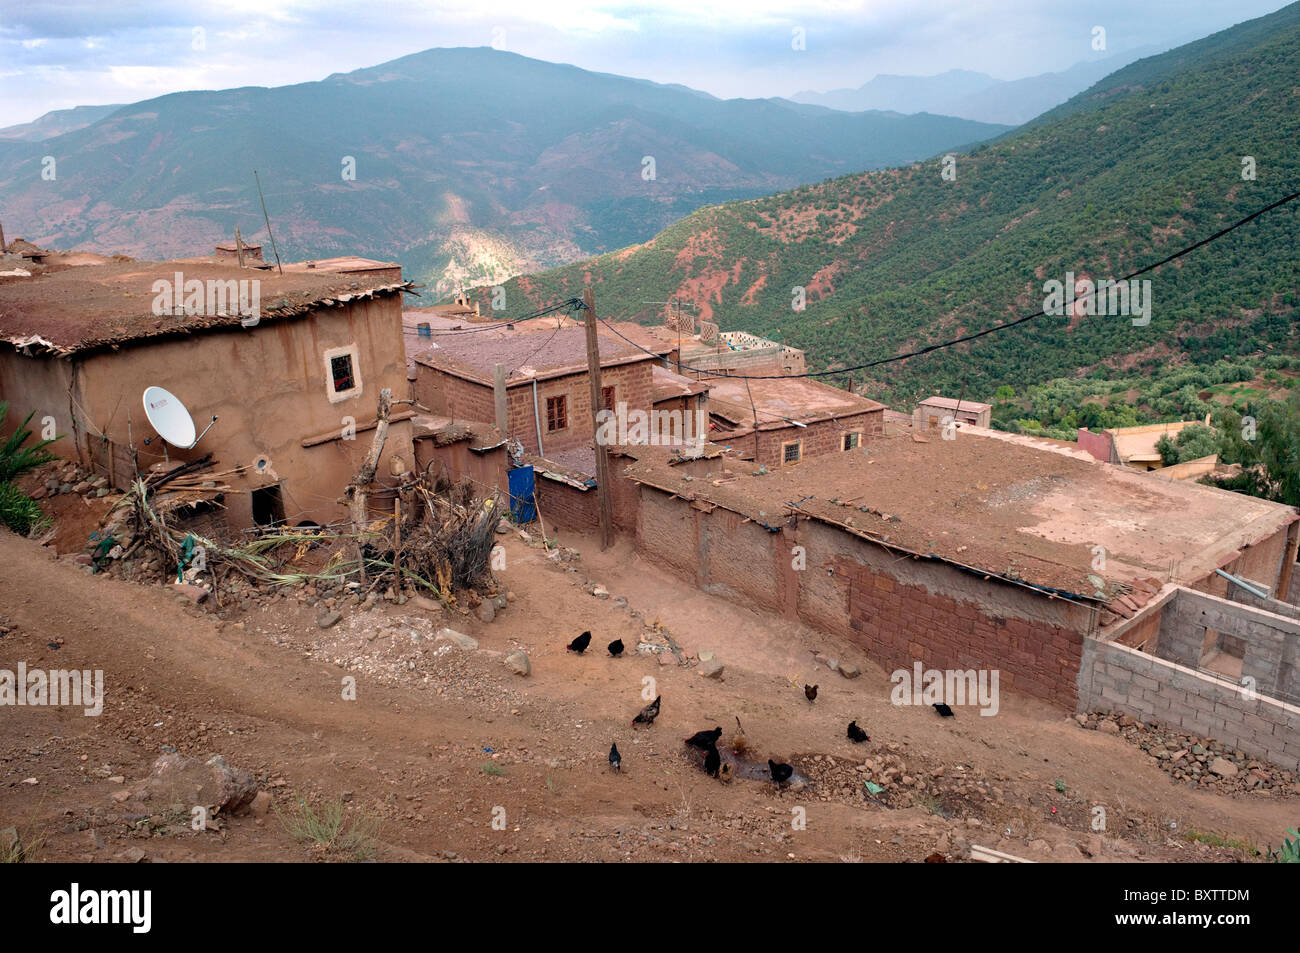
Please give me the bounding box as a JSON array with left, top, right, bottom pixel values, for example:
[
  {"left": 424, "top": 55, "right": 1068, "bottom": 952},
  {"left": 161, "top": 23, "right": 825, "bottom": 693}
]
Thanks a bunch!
[
  {"left": 323, "top": 344, "right": 362, "bottom": 402},
  {"left": 842, "top": 432, "right": 861, "bottom": 451},
  {"left": 330, "top": 354, "right": 355, "bottom": 392},
  {"left": 782, "top": 440, "right": 802, "bottom": 464},
  {"left": 546, "top": 395, "right": 568, "bottom": 432},
  {"left": 602, "top": 385, "right": 616, "bottom": 412}
]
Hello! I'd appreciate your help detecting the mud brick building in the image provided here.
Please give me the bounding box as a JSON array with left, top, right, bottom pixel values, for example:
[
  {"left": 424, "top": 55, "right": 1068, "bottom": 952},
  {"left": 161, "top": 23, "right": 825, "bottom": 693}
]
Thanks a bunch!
[
  {"left": 601, "top": 430, "right": 1298, "bottom": 718},
  {"left": 705, "top": 375, "right": 885, "bottom": 467},
  {"left": 0, "top": 252, "right": 413, "bottom": 528},
  {"left": 409, "top": 316, "right": 660, "bottom": 457}
]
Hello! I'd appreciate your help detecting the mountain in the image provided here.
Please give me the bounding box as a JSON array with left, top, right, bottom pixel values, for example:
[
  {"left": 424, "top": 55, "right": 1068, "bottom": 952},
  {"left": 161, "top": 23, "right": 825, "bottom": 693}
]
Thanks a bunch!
[
  {"left": 0, "top": 104, "right": 124, "bottom": 142},
  {"left": 483, "top": 4, "right": 1300, "bottom": 409},
  {"left": 792, "top": 49, "right": 1163, "bottom": 126},
  {"left": 0, "top": 48, "right": 1006, "bottom": 293}
]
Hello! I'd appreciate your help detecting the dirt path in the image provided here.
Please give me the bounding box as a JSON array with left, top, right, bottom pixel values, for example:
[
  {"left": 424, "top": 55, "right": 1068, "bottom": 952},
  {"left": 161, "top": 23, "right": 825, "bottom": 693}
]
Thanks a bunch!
[{"left": 0, "top": 526, "right": 1291, "bottom": 863}]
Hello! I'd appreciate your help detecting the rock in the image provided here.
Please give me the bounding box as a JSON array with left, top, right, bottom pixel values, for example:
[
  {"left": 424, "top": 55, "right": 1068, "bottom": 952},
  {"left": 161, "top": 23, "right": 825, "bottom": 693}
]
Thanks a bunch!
[
  {"left": 110, "top": 790, "right": 132, "bottom": 803},
  {"left": 698, "top": 651, "right": 714, "bottom": 662},
  {"left": 658, "top": 651, "right": 675, "bottom": 666},
  {"left": 838, "top": 662, "right": 860, "bottom": 679},
  {"left": 317, "top": 610, "right": 342, "bottom": 629},
  {"left": 0, "top": 827, "right": 20, "bottom": 859},
  {"left": 503, "top": 650, "right": 531, "bottom": 676},
  {"left": 1209, "top": 758, "right": 1238, "bottom": 778},
  {"left": 1074, "top": 713, "right": 1088, "bottom": 727},
  {"left": 117, "top": 846, "right": 147, "bottom": 863},
  {"left": 72, "top": 481, "right": 92, "bottom": 494},
  {"left": 496, "top": 520, "right": 510, "bottom": 534},
  {"left": 141, "top": 753, "right": 258, "bottom": 813},
  {"left": 408, "top": 594, "right": 441, "bottom": 612},
  {"left": 436, "top": 628, "right": 479, "bottom": 651},
  {"left": 170, "top": 583, "right": 209, "bottom": 604},
  {"left": 592, "top": 586, "right": 610, "bottom": 600},
  {"left": 698, "top": 658, "right": 725, "bottom": 680},
  {"left": 73, "top": 554, "right": 94, "bottom": 566},
  {"left": 249, "top": 791, "right": 273, "bottom": 817},
  {"left": 1098, "top": 720, "right": 1120, "bottom": 735},
  {"left": 475, "top": 600, "right": 496, "bottom": 623}
]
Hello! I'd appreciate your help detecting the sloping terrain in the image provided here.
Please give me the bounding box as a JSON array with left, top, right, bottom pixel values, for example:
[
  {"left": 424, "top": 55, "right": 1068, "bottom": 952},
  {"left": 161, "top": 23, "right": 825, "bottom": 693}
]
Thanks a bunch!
[
  {"left": 0, "top": 48, "right": 1005, "bottom": 294},
  {"left": 491, "top": 4, "right": 1300, "bottom": 407}
]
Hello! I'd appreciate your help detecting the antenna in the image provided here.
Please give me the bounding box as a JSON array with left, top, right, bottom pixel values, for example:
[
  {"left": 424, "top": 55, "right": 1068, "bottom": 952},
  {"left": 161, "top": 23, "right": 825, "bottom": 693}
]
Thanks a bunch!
[
  {"left": 253, "top": 170, "right": 284, "bottom": 275},
  {"left": 142, "top": 386, "right": 218, "bottom": 451}
]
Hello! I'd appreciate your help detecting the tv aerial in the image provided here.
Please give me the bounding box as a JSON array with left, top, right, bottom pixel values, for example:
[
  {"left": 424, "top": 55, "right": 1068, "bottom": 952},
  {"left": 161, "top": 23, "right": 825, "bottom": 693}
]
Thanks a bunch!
[{"left": 142, "top": 386, "right": 218, "bottom": 457}]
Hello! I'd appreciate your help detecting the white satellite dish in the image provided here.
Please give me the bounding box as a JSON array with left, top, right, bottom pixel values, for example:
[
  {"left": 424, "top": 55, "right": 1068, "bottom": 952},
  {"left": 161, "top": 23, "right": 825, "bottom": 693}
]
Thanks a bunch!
[{"left": 142, "top": 386, "right": 216, "bottom": 449}]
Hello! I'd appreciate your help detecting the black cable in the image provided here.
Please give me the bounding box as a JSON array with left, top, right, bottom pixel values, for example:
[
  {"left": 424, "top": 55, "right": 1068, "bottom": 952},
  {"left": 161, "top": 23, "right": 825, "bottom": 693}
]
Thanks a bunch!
[{"left": 591, "top": 190, "right": 1300, "bottom": 381}]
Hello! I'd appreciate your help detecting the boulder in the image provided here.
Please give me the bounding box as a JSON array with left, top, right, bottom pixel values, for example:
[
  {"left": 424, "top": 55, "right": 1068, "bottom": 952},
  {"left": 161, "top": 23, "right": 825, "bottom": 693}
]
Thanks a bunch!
[
  {"left": 142, "top": 753, "right": 259, "bottom": 813},
  {"left": 436, "top": 628, "right": 479, "bottom": 651},
  {"left": 1209, "top": 757, "right": 1238, "bottom": 779},
  {"left": 698, "top": 658, "right": 725, "bottom": 680},
  {"left": 503, "top": 650, "right": 530, "bottom": 676}
]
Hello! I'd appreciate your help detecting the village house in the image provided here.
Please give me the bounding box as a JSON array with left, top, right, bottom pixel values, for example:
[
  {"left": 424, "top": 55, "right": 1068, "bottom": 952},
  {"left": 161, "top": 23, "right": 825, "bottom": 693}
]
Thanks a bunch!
[
  {"left": 913, "top": 395, "right": 993, "bottom": 431},
  {"left": 0, "top": 248, "right": 414, "bottom": 529},
  {"left": 1077, "top": 419, "right": 1210, "bottom": 471},
  {"left": 705, "top": 375, "right": 885, "bottom": 467},
  {"left": 587, "top": 428, "right": 1299, "bottom": 764}
]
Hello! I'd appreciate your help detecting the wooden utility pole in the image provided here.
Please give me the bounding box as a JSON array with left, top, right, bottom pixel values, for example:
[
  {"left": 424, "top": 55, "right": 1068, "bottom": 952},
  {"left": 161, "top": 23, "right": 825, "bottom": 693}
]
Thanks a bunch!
[
  {"left": 493, "top": 363, "right": 508, "bottom": 434},
  {"left": 234, "top": 227, "right": 246, "bottom": 268},
  {"left": 0, "top": 218, "right": 6, "bottom": 255},
  {"left": 583, "top": 287, "right": 614, "bottom": 550}
]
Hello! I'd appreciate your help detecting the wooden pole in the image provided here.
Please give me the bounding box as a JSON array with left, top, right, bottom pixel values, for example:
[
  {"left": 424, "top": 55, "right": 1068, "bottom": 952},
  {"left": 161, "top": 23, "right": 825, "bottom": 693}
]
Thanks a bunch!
[
  {"left": 583, "top": 287, "right": 614, "bottom": 551},
  {"left": 493, "top": 362, "right": 508, "bottom": 434},
  {"left": 235, "top": 227, "right": 246, "bottom": 268},
  {"left": 0, "top": 218, "right": 6, "bottom": 255},
  {"left": 346, "top": 387, "right": 394, "bottom": 587}
]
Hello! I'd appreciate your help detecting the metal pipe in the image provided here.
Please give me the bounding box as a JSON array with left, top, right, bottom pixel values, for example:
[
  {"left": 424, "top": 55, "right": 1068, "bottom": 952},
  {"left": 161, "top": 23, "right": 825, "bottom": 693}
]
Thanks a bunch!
[{"left": 532, "top": 378, "right": 544, "bottom": 456}]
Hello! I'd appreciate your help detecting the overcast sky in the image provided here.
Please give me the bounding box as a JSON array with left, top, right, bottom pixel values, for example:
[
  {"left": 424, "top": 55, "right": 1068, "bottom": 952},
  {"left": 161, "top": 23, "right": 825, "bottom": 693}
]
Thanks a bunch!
[{"left": 0, "top": 0, "right": 1292, "bottom": 127}]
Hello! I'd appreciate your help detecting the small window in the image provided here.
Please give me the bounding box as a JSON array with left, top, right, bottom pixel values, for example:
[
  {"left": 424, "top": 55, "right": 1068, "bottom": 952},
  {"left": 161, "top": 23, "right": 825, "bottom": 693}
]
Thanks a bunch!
[
  {"left": 842, "top": 432, "right": 861, "bottom": 451},
  {"left": 546, "top": 395, "right": 568, "bottom": 432},
  {"left": 602, "top": 385, "right": 616, "bottom": 412},
  {"left": 323, "top": 344, "right": 362, "bottom": 402},
  {"left": 330, "top": 354, "right": 356, "bottom": 392},
  {"left": 782, "top": 440, "right": 802, "bottom": 464}
]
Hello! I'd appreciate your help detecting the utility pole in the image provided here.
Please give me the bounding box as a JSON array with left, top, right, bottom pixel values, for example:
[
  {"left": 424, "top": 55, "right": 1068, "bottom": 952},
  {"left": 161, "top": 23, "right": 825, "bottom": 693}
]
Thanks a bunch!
[
  {"left": 253, "top": 170, "right": 284, "bottom": 275},
  {"left": 583, "top": 287, "right": 614, "bottom": 550}
]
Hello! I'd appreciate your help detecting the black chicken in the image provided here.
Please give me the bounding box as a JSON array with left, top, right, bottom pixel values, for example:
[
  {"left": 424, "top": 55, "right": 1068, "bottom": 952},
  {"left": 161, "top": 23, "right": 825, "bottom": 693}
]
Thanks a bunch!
[
  {"left": 768, "top": 759, "right": 794, "bottom": 784},
  {"left": 804, "top": 684, "right": 818, "bottom": 702},
  {"left": 567, "top": 631, "right": 592, "bottom": 654},
  {"left": 632, "top": 695, "right": 661, "bottom": 727},
  {"left": 609, "top": 742, "right": 621, "bottom": 772},
  {"left": 685, "top": 727, "right": 723, "bottom": 750},
  {"left": 847, "top": 721, "right": 870, "bottom": 743},
  {"left": 704, "top": 745, "right": 721, "bottom": 778},
  {"left": 607, "top": 639, "right": 624, "bottom": 657},
  {"left": 933, "top": 703, "right": 955, "bottom": 718}
]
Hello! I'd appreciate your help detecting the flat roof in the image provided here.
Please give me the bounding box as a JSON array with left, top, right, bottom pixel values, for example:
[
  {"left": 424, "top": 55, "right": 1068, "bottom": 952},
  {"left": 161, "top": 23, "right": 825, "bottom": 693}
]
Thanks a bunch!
[
  {"left": 652, "top": 364, "right": 710, "bottom": 402},
  {"left": 623, "top": 427, "right": 1297, "bottom": 599},
  {"left": 0, "top": 259, "right": 408, "bottom": 354},
  {"left": 412, "top": 320, "right": 658, "bottom": 385},
  {"left": 706, "top": 375, "right": 885, "bottom": 430},
  {"left": 917, "top": 395, "right": 993, "bottom": 413},
  {"left": 279, "top": 256, "right": 401, "bottom": 274}
]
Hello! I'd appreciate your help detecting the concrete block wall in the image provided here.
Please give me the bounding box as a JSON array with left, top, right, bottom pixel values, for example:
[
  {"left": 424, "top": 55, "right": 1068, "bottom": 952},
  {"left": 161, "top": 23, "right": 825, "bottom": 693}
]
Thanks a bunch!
[{"left": 1078, "top": 636, "right": 1300, "bottom": 770}]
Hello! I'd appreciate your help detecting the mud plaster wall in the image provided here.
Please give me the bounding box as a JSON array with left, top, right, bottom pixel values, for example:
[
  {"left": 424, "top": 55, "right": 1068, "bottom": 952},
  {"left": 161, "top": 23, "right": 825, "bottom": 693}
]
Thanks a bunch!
[
  {"left": 2, "top": 296, "right": 414, "bottom": 528},
  {"left": 414, "top": 439, "right": 508, "bottom": 497},
  {"left": 631, "top": 485, "right": 1096, "bottom": 707},
  {"left": 0, "top": 349, "right": 75, "bottom": 455},
  {"left": 1078, "top": 636, "right": 1300, "bottom": 770},
  {"left": 1186, "top": 522, "right": 1295, "bottom": 601}
]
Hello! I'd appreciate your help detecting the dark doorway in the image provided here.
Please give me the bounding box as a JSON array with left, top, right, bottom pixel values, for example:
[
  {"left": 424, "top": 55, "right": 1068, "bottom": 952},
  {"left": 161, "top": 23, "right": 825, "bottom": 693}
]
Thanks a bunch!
[{"left": 251, "top": 484, "right": 286, "bottom": 527}]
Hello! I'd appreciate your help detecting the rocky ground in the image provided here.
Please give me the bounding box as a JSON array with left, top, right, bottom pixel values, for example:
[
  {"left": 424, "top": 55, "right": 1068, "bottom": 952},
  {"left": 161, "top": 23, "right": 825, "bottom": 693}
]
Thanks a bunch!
[{"left": 1, "top": 472, "right": 1297, "bottom": 863}]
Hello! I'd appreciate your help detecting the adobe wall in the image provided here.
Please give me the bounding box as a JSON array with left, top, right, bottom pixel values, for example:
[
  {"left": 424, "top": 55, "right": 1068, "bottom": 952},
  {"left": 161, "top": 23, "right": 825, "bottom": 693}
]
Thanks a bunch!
[
  {"left": 417, "top": 360, "right": 656, "bottom": 457},
  {"left": 1077, "top": 636, "right": 1300, "bottom": 770},
  {"left": 0, "top": 349, "right": 75, "bottom": 458},
  {"left": 727, "top": 409, "right": 885, "bottom": 468},
  {"left": 631, "top": 483, "right": 1095, "bottom": 707},
  {"left": 20, "top": 295, "right": 415, "bottom": 528},
  {"left": 414, "top": 438, "right": 508, "bottom": 497}
]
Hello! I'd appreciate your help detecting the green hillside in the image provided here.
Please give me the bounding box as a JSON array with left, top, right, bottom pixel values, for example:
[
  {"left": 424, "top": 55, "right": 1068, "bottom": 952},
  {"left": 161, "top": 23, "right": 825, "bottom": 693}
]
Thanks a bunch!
[{"left": 485, "top": 4, "right": 1300, "bottom": 409}]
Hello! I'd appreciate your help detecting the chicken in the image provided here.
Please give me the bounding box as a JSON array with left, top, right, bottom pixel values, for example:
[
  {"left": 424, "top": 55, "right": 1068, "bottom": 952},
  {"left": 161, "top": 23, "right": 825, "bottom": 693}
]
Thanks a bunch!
[
  {"left": 804, "top": 684, "right": 818, "bottom": 703},
  {"left": 847, "top": 721, "right": 870, "bottom": 743},
  {"left": 704, "top": 745, "right": 721, "bottom": 778},
  {"left": 609, "top": 742, "right": 621, "bottom": 772},
  {"left": 567, "top": 631, "right": 592, "bottom": 654},
  {"left": 718, "top": 762, "right": 734, "bottom": 783},
  {"left": 631, "top": 695, "right": 661, "bottom": 727},
  {"left": 685, "top": 727, "right": 723, "bottom": 750},
  {"left": 932, "top": 703, "right": 955, "bottom": 718},
  {"left": 607, "top": 638, "right": 624, "bottom": 657},
  {"left": 768, "top": 759, "right": 794, "bottom": 784}
]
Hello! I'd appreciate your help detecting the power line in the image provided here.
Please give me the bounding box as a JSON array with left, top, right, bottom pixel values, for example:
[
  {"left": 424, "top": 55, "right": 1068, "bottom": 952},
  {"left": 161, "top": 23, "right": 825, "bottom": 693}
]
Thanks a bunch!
[{"left": 591, "top": 189, "right": 1300, "bottom": 381}]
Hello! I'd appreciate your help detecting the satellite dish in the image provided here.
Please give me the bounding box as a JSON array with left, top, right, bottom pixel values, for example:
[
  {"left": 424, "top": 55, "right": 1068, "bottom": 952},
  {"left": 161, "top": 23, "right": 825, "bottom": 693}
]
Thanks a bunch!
[{"left": 142, "top": 386, "right": 217, "bottom": 449}]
